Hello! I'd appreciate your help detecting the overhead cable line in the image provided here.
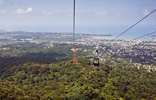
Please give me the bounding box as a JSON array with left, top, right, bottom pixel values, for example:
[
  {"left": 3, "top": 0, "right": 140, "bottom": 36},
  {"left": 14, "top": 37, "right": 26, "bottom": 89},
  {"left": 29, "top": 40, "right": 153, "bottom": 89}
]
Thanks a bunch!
[
  {"left": 73, "top": 0, "right": 76, "bottom": 44},
  {"left": 112, "top": 9, "right": 156, "bottom": 40},
  {"left": 135, "top": 31, "right": 156, "bottom": 40},
  {"left": 72, "top": 0, "right": 78, "bottom": 64}
]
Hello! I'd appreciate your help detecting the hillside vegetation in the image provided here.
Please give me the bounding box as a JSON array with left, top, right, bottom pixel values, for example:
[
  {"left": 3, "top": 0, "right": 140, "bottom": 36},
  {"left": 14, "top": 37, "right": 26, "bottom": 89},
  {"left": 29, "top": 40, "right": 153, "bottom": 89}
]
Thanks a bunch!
[{"left": 1, "top": 58, "right": 156, "bottom": 100}]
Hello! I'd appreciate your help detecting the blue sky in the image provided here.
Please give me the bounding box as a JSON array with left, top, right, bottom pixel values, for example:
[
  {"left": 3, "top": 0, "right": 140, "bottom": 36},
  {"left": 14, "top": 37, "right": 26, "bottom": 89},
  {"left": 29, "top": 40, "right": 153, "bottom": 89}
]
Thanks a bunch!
[{"left": 0, "top": 0, "right": 156, "bottom": 40}]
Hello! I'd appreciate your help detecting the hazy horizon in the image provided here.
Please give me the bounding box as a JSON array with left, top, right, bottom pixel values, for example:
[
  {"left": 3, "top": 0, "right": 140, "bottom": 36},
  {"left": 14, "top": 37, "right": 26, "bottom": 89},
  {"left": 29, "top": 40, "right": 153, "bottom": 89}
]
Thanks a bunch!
[{"left": 0, "top": 0, "right": 156, "bottom": 40}]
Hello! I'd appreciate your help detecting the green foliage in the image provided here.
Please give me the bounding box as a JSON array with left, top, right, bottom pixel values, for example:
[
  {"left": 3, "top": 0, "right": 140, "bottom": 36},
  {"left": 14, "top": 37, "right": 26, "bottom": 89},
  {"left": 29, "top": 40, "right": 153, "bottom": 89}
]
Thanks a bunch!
[
  {"left": 1, "top": 58, "right": 156, "bottom": 100},
  {"left": 1, "top": 43, "right": 156, "bottom": 99}
]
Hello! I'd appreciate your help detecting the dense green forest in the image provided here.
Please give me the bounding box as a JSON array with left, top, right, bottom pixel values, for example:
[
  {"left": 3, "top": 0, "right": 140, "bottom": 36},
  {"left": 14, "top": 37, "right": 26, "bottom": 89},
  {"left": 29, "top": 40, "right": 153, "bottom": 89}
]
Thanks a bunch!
[
  {"left": 0, "top": 43, "right": 88, "bottom": 75},
  {"left": 0, "top": 43, "right": 156, "bottom": 100},
  {"left": 1, "top": 58, "right": 156, "bottom": 100}
]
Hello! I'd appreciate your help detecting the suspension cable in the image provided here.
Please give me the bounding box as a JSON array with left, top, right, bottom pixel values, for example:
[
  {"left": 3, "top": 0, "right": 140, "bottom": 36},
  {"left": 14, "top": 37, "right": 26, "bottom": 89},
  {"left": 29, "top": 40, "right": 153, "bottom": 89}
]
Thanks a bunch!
[
  {"left": 73, "top": 0, "right": 75, "bottom": 45},
  {"left": 135, "top": 31, "right": 156, "bottom": 40},
  {"left": 112, "top": 9, "right": 156, "bottom": 41}
]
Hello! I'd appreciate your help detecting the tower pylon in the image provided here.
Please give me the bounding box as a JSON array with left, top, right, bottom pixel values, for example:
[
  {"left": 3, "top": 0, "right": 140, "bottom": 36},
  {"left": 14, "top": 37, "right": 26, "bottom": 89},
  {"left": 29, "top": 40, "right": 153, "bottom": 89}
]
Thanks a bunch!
[{"left": 73, "top": 46, "right": 78, "bottom": 64}]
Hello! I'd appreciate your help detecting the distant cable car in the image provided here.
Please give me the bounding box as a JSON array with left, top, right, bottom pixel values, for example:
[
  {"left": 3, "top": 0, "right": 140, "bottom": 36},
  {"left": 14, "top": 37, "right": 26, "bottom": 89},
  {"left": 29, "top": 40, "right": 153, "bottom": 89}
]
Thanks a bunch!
[
  {"left": 93, "top": 50, "right": 99, "bottom": 66},
  {"left": 93, "top": 57, "right": 99, "bottom": 66}
]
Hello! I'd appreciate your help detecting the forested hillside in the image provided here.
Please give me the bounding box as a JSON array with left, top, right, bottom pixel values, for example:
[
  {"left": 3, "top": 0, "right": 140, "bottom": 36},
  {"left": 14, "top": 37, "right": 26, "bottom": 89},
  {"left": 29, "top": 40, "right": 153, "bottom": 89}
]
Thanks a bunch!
[
  {"left": 0, "top": 43, "right": 88, "bottom": 75},
  {"left": 1, "top": 58, "right": 156, "bottom": 100}
]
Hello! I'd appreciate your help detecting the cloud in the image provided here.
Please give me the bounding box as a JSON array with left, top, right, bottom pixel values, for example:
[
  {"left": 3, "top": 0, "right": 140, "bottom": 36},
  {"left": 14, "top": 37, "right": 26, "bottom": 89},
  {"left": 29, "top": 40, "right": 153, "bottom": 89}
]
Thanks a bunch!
[
  {"left": 0, "top": 10, "right": 6, "bottom": 13},
  {"left": 41, "top": 10, "right": 53, "bottom": 15},
  {"left": 15, "top": 9, "right": 25, "bottom": 14},
  {"left": 26, "top": 7, "right": 32, "bottom": 13},
  {"left": 142, "top": 9, "right": 150, "bottom": 15},
  {"left": 0, "top": 0, "right": 5, "bottom": 5},
  {"left": 14, "top": 7, "right": 33, "bottom": 14},
  {"left": 96, "top": 11, "right": 107, "bottom": 16}
]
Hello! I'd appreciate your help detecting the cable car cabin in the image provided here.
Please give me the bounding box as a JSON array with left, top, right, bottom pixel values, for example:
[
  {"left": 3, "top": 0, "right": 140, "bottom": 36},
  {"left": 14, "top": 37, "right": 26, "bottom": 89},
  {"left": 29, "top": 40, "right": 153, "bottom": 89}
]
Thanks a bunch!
[{"left": 93, "top": 58, "right": 99, "bottom": 66}]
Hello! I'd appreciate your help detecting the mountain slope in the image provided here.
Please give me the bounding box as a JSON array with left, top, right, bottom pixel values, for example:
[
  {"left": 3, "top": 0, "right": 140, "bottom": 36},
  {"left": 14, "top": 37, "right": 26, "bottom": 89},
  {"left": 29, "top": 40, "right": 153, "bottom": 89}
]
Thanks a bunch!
[{"left": 1, "top": 58, "right": 156, "bottom": 100}]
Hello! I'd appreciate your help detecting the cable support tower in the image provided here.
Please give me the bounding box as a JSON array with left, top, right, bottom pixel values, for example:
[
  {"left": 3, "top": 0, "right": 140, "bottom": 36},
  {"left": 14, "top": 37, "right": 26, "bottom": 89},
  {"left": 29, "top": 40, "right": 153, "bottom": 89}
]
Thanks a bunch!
[
  {"left": 73, "top": 0, "right": 78, "bottom": 64},
  {"left": 112, "top": 9, "right": 156, "bottom": 41}
]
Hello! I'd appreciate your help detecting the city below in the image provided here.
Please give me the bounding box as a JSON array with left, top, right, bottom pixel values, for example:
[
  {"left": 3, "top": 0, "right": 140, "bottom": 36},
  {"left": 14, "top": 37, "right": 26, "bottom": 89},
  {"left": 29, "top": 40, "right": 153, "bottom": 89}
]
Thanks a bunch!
[{"left": 0, "top": 30, "right": 156, "bottom": 66}]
